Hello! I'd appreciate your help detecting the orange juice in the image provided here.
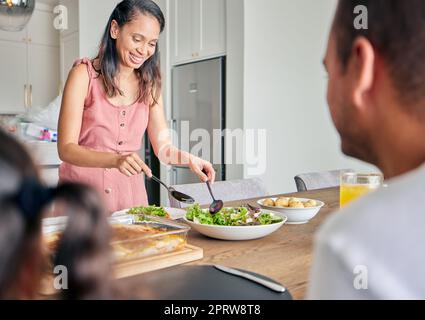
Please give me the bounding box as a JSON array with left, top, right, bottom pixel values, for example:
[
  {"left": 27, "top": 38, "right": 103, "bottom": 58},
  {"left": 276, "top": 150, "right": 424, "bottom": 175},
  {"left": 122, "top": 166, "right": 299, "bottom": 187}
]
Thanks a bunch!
[
  {"left": 340, "top": 184, "right": 378, "bottom": 207},
  {"left": 339, "top": 172, "right": 383, "bottom": 208}
]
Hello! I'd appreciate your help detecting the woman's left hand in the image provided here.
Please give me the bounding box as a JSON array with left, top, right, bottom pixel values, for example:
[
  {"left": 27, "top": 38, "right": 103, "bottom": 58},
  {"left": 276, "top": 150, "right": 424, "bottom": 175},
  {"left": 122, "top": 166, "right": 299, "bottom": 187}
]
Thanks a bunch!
[{"left": 189, "top": 156, "right": 216, "bottom": 183}]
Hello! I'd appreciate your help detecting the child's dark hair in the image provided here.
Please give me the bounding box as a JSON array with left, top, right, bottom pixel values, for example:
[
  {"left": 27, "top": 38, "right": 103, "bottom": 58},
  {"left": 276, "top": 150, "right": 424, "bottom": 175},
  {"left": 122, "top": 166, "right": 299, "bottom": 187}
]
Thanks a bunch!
[
  {"left": 0, "top": 129, "right": 113, "bottom": 299},
  {"left": 53, "top": 184, "right": 114, "bottom": 299}
]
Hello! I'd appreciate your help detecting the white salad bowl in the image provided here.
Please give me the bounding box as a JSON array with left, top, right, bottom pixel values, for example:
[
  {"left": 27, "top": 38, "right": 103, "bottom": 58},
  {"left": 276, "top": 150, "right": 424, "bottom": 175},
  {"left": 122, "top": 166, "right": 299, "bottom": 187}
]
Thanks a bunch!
[{"left": 183, "top": 209, "right": 287, "bottom": 241}]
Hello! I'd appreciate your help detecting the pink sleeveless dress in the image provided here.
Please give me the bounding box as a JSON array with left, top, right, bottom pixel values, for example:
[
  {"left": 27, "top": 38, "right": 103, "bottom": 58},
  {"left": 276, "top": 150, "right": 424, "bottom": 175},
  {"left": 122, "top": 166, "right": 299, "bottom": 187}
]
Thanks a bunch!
[{"left": 59, "top": 58, "right": 149, "bottom": 213}]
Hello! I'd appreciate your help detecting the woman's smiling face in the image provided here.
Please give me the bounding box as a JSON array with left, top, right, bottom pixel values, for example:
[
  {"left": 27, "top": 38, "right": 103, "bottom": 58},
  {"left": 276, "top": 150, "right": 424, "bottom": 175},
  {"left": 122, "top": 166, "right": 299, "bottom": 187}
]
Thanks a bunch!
[{"left": 110, "top": 12, "right": 160, "bottom": 70}]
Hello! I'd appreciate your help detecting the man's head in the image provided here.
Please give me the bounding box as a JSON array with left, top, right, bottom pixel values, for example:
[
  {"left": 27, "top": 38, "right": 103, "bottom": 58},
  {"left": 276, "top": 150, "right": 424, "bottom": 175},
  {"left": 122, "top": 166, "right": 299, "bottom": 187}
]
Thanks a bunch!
[{"left": 324, "top": 0, "right": 425, "bottom": 172}]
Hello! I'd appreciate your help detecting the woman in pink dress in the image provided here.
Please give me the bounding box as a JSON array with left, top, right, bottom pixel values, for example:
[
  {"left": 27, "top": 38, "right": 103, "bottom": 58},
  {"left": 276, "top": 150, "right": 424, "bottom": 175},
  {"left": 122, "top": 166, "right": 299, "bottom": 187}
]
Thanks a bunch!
[{"left": 58, "top": 0, "right": 215, "bottom": 213}]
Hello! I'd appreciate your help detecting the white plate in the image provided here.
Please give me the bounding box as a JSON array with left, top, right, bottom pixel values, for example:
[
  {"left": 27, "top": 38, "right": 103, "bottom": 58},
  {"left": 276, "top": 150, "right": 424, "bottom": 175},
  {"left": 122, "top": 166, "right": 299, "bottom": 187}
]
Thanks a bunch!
[
  {"left": 257, "top": 197, "right": 324, "bottom": 224},
  {"left": 183, "top": 209, "right": 287, "bottom": 241},
  {"left": 112, "top": 207, "right": 186, "bottom": 220}
]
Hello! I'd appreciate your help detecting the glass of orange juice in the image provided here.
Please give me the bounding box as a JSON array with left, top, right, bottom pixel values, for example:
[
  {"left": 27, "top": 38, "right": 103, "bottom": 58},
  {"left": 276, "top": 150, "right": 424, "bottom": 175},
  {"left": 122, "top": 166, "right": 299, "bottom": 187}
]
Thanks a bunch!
[{"left": 340, "top": 172, "right": 384, "bottom": 207}]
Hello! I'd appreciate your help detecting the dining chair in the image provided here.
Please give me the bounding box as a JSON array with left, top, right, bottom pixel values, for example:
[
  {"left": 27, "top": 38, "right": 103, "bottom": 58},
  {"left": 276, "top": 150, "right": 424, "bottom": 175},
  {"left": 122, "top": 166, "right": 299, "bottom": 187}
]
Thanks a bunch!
[
  {"left": 168, "top": 178, "right": 268, "bottom": 208},
  {"left": 294, "top": 169, "right": 353, "bottom": 192}
]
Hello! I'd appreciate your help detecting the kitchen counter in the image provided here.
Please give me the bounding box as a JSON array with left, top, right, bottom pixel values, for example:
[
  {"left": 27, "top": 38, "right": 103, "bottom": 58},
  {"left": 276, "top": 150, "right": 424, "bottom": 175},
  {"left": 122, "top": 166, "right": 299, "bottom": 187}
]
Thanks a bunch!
[
  {"left": 25, "top": 141, "right": 61, "bottom": 166},
  {"left": 24, "top": 141, "right": 61, "bottom": 186}
]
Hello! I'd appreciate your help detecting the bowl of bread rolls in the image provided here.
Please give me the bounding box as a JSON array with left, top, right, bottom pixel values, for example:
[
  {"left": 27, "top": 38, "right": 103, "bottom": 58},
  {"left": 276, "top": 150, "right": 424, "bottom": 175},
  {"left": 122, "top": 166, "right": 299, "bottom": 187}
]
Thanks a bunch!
[{"left": 257, "top": 197, "right": 324, "bottom": 224}]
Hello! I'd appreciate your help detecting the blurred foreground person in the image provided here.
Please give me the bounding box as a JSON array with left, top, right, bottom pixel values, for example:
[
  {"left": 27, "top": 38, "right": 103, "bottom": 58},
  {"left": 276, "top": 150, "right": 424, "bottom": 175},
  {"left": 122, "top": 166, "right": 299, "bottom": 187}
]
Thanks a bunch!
[{"left": 0, "top": 129, "right": 114, "bottom": 299}]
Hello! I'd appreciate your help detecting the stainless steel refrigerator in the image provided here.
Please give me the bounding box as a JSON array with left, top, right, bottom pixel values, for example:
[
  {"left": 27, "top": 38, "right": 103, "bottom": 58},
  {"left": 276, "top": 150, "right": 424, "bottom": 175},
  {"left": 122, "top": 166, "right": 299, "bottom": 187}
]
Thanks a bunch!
[{"left": 171, "top": 57, "right": 226, "bottom": 185}]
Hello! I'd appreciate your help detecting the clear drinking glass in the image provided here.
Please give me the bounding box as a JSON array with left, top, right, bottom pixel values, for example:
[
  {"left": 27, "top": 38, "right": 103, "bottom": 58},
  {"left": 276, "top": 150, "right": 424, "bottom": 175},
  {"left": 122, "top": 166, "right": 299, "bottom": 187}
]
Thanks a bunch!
[{"left": 340, "top": 172, "right": 384, "bottom": 207}]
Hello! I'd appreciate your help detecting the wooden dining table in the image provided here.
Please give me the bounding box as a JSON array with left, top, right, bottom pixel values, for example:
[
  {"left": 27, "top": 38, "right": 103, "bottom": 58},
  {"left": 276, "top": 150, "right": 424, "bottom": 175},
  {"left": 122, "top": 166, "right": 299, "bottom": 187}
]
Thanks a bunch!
[
  {"left": 115, "top": 187, "right": 340, "bottom": 300},
  {"left": 186, "top": 187, "right": 340, "bottom": 300},
  {"left": 40, "top": 187, "right": 340, "bottom": 300}
]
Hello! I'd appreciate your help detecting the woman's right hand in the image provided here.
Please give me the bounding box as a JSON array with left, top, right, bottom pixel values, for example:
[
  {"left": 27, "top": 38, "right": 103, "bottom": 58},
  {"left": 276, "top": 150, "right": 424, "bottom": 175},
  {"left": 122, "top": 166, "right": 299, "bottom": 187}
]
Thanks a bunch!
[{"left": 115, "top": 153, "right": 152, "bottom": 177}]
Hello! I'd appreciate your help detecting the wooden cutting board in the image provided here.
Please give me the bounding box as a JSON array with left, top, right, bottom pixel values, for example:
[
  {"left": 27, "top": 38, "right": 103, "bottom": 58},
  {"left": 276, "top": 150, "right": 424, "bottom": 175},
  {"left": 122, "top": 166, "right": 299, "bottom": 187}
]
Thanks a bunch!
[{"left": 114, "top": 244, "right": 203, "bottom": 279}]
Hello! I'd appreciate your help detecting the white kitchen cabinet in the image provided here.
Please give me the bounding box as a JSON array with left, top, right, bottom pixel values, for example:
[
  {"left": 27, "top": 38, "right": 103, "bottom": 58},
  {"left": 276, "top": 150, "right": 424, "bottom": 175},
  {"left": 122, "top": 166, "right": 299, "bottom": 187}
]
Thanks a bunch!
[
  {"left": 0, "top": 26, "right": 26, "bottom": 43},
  {"left": 0, "top": 40, "right": 27, "bottom": 114},
  {"left": 170, "top": 0, "right": 194, "bottom": 64},
  {"left": 0, "top": 3, "right": 60, "bottom": 114},
  {"left": 27, "top": 8, "right": 59, "bottom": 47},
  {"left": 170, "top": 0, "right": 226, "bottom": 65},
  {"left": 198, "top": 0, "right": 226, "bottom": 59},
  {"left": 28, "top": 44, "right": 60, "bottom": 108}
]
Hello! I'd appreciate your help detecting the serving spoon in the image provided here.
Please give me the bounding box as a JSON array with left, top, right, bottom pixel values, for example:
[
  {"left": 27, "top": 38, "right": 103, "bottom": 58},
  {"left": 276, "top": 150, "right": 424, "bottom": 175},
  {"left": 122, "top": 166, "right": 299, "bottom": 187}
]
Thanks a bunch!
[
  {"left": 149, "top": 174, "right": 195, "bottom": 204},
  {"left": 202, "top": 170, "right": 223, "bottom": 214}
]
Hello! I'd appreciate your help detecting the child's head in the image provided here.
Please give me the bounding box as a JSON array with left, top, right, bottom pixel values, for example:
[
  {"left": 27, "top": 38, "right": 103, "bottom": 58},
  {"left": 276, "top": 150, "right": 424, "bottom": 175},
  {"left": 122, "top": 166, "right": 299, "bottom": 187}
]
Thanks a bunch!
[
  {"left": 0, "top": 129, "right": 45, "bottom": 299},
  {"left": 0, "top": 129, "right": 113, "bottom": 299}
]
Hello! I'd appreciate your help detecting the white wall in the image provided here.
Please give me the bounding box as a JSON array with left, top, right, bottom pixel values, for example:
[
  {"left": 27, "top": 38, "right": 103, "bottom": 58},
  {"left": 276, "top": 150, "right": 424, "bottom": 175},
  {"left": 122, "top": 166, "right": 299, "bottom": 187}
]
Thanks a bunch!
[
  {"left": 78, "top": 0, "right": 121, "bottom": 58},
  {"left": 225, "top": 0, "right": 244, "bottom": 180},
  {"left": 242, "top": 0, "right": 375, "bottom": 194}
]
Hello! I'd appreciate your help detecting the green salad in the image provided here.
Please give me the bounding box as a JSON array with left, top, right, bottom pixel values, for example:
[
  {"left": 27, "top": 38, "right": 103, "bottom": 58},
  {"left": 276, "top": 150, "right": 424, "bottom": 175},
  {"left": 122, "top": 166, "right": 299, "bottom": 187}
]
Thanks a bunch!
[
  {"left": 185, "top": 204, "right": 283, "bottom": 226},
  {"left": 128, "top": 205, "right": 170, "bottom": 218}
]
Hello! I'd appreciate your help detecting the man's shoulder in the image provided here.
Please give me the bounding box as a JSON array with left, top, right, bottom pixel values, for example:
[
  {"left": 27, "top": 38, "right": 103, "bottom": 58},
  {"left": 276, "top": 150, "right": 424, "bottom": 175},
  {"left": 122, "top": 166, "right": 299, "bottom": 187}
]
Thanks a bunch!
[{"left": 312, "top": 164, "right": 425, "bottom": 299}]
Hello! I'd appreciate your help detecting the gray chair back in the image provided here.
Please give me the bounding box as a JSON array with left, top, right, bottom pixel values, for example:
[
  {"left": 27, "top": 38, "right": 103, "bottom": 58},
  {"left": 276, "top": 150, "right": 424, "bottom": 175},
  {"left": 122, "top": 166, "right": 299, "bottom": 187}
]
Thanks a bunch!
[
  {"left": 168, "top": 178, "right": 268, "bottom": 208},
  {"left": 294, "top": 169, "right": 353, "bottom": 192}
]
